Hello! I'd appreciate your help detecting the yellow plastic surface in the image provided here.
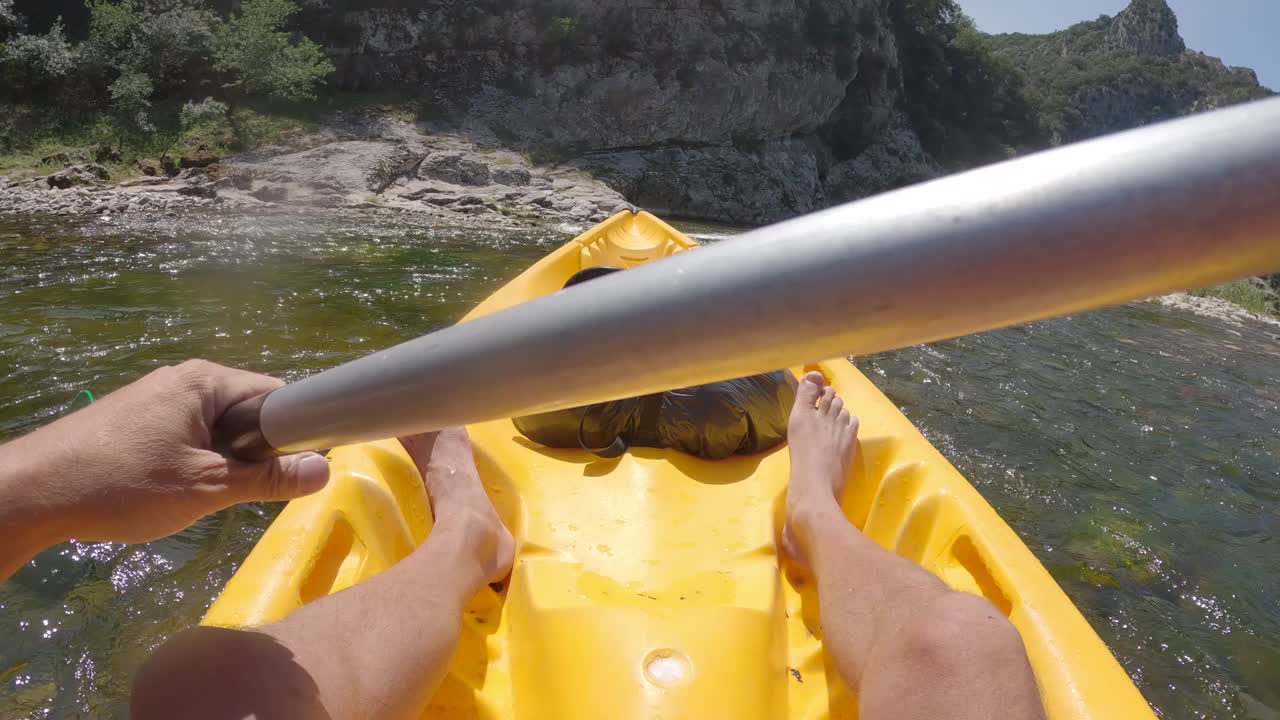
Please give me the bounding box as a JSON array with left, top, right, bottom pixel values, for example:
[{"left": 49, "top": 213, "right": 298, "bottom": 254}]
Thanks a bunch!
[{"left": 204, "top": 211, "right": 1156, "bottom": 719}]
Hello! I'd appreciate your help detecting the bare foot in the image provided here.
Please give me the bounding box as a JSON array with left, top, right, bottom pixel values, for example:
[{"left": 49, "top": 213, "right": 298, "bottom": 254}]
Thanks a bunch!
[
  {"left": 781, "top": 371, "right": 859, "bottom": 570},
  {"left": 399, "top": 428, "right": 515, "bottom": 585}
]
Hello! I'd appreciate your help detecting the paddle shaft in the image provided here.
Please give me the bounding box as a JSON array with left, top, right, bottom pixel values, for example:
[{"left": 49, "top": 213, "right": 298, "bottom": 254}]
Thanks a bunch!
[{"left": 215, "top": 97, "right": 1280, "bottom": 459}]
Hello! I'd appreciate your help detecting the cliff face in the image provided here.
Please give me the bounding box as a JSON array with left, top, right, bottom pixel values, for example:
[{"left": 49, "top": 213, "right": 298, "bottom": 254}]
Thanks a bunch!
[
  {"left": 988, "top": 0, "right": 1271, "bottom": 145},
  {"left": 297, "top": 0, "right": 935, "bottom": 223},
  {"left": 300, "top": 0, "right": 1269, "bottom": 224}
]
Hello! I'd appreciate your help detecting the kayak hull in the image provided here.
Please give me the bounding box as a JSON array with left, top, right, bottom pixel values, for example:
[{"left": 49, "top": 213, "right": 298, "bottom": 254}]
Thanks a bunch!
[{"left": 204, "top": 211, "right": 1154, "bottom": 719}]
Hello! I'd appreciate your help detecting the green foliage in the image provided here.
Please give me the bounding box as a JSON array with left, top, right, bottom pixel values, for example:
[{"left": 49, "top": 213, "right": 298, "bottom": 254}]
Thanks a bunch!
[
  {"left": 179, "top": 97, "right": 228, "bottom": 127},
  {"left": 1, "top": 0, "right": 331, "bottom": 161},
  {"left": 211, "top": 0, "right": 334, "bottom": 102},
  {"left": 85, "top": 0, "right": 215, "bottom": 91},
  {"left": 0, "top": 101, "right": 315, "bottom": 180},
  {"left": 890, "top": 0, "right": 1044, "bottom": 167},
  {"left": 552, "top": 16, "right": 579, "bottom": 40},
  {"left": 156, "top": 96, "right": 229, "bottom": 161},
  {"left": 2, "top": 19, "right": 77, "bottom": 85},
  {"left": 109, "top": 68, "right": 156, "bottom": 131},
  {"left": 1190, "top": 281, "right": 1274, "bottom": 316}
]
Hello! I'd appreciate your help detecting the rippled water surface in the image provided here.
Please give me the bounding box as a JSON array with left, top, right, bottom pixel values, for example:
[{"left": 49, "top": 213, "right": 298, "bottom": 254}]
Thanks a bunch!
[{"left": 1, "top": 211, "right": 1277, "bottom": 719}]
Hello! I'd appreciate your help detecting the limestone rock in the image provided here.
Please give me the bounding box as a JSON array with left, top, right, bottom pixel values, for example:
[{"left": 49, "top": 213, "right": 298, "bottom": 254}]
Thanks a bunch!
[
  {"left": 177, "top": 183, "right": 218, "bottom": 199},
  {"left": 824, "top": 116, "right": 937, "bottom": 205},
  {"left": 306, "top": 1, "right": 894, "bottom": 156},
  {"left": 251, "top": 185, "right": 289, "bottom": 202},
  {"left": 365, "top": 145, "right": 427, "bottom": 193},
  {"left": 420, "top": 154, "right": 491, "bottom": 186},
  {"left": 574, "top": 140, "right": 823, "bottom": 225},
  {"left": 491, "top": 166, "right": 531, "bottom": 187},
  {"left": 1106, "top": 0, "right": 1184, "bottom": 57}
]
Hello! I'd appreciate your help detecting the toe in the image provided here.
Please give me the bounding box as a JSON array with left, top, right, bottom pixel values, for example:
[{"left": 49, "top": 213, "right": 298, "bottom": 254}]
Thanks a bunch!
[
  {"left": 829, "top": 396, "right": 843, "bottom": 417},
  {"left": 818, "top": 386, "right": 835, "bottom": 413},
  {"left": 838, "top": 408, "right": 851, "bottom": 425},
  {"left": 794, "top": 371, "right": 825, "bottom": 409}
]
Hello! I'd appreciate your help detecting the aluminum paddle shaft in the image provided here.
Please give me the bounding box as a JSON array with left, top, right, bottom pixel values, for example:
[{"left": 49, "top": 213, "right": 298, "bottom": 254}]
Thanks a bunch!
[{"left": 216, "top": 97, "right": 1280, "bottom": 459}]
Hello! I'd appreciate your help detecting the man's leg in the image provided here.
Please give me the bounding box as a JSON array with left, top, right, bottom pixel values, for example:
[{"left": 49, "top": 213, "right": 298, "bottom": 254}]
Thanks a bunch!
[
  {"left": 782, "top": 372, "right": 1044, "bottom": 720},
  {"left": 133, "top": 428, "right": 514, "bottom": 720}
]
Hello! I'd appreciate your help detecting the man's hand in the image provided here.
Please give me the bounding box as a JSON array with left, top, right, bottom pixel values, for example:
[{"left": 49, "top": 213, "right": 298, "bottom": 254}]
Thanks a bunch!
[{"left": 0, "top": 360, "right": 330, "bottom": 577}]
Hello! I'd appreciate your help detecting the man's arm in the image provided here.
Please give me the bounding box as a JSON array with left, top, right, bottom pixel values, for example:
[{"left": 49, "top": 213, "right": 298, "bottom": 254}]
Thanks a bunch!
[
  {"left": 0, "top": 359, "right": 330, "bottom": 583},
  {"left": 0, "top": 441, "right": 72, "bottom": 580}
]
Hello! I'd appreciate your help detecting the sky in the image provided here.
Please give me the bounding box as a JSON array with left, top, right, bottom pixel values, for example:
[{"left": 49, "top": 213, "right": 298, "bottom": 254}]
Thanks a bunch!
[{"left": 955, "top": 0, "right": 1279, "bottom": 90}]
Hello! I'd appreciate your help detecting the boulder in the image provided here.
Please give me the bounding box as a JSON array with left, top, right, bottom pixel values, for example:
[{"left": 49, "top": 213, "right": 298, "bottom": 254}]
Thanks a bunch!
[
  {"left": 93, "top": 144, "right": 123, "bottom": 164},
  {"left": 491, "top": 166, "right": 532, "bottom": 186},
  {"left": 180, "top": 145, "right": 221, "bottom": 169},
  {"left": 251, "top": 184, "right": 289, "bottom": 202},
  {"left": 177, "top": 183, "right": 219, "bottom": 199},
  {"left": 365, "top": 145, "right": 427, "bottom": 193},
  {"left": 46, "top": 164, "right": 109, "bottom": 189},
  {"left": 419, "top": 154, "right": 491, "bottom": 186}
]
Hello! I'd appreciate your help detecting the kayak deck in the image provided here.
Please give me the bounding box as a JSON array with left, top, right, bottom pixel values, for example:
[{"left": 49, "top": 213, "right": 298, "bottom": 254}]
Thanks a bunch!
[{"left": 204, "top": 211, "right": 1154, "bottom": 719}]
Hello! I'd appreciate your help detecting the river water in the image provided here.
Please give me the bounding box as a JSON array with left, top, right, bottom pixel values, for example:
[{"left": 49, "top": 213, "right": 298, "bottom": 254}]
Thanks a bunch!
[{"left": 0, "top": 211, "right": 1276, "bottom": 719}]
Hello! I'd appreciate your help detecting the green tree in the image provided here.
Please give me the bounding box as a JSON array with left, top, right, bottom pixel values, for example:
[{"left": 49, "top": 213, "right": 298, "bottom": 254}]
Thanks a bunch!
[
  {"left": 108, "top": 67, "right": 156, "bottom": 132},
  {"left": 84, "top": 0, "right": 217, "bottom": 132},
  {"left": 84, "top": 0, "right": 215, "bottom": 91},
  {"left": 891, "top": 0, "right": 1044, "bottom": 167},
  {"left": 211, "top": 0, "right": 334, "bottom": 102},
  {"left": 1, "top": 19, "right": 78, "bottom": 90}
]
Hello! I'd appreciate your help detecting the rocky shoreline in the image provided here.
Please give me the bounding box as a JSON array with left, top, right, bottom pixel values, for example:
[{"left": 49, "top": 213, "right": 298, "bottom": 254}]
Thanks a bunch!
[
  {"left": 0, "top": 113, "right": 633, "bottom": 226},
  {"left": 1152, "top": 292, "right": 1280, "bottom": 328}
]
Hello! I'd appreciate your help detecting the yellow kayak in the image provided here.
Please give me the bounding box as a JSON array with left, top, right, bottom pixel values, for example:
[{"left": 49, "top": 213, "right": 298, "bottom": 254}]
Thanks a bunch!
[{"left": 204, "top": 211, "right": 1154, "bottom": 719}]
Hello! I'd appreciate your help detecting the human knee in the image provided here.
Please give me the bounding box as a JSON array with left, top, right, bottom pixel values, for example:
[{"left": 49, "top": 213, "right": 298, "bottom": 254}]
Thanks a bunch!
[
  {"left": 894, "top": 591, "right": 1029, "bottom": 672},
  {"left": 133, "top": 627, "right": 326, "bottom": 720}
]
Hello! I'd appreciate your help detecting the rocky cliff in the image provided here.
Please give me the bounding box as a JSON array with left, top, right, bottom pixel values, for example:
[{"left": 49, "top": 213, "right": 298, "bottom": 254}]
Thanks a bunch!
[
  {"left": 295, "top": 0, "right": 935, "bottom": 224},
  {"left": 292, "top": 0, "right": 1269, "bottom": 224}
]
